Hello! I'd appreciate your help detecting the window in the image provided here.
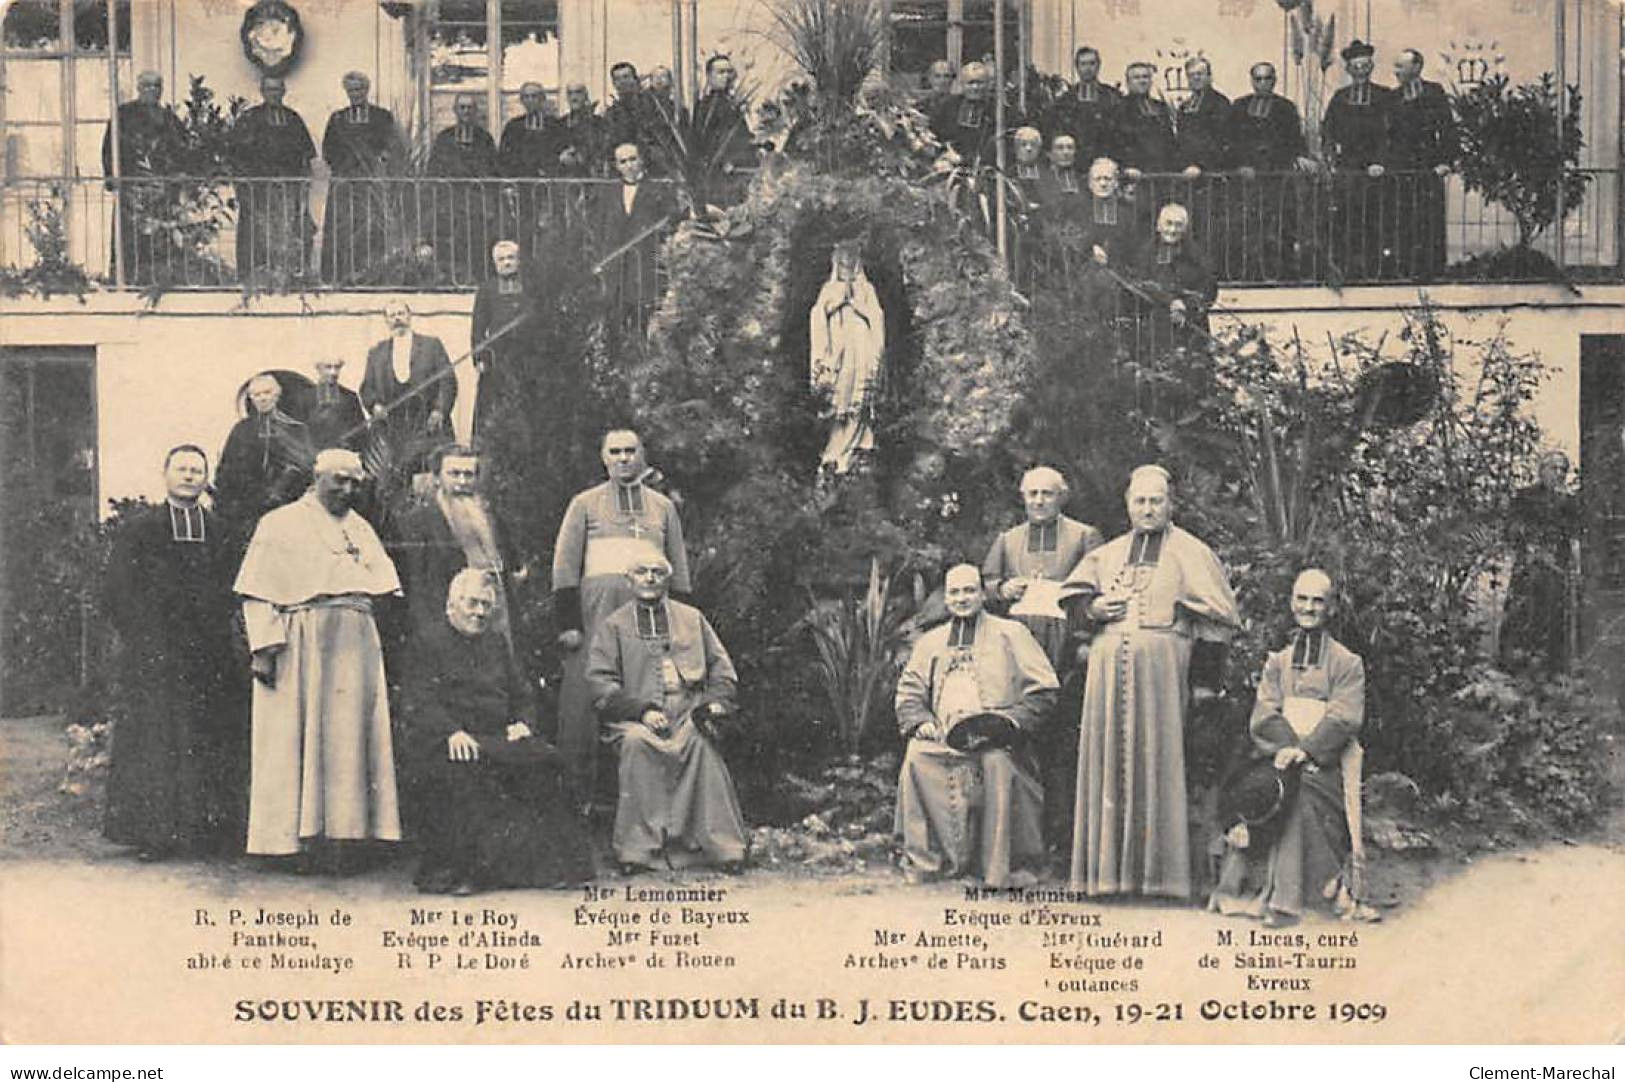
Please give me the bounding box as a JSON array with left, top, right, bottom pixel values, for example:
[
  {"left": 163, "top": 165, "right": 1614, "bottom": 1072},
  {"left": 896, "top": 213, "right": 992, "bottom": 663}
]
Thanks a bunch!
[
  {"left": 425, "top": 0, "right": 561, "bottom": 136},
  {"left": 1, "top": 0, "right": 132, "bottom": 178},
  {"left": 888, "top": 0, "right": 1021, "bottom": 92}
]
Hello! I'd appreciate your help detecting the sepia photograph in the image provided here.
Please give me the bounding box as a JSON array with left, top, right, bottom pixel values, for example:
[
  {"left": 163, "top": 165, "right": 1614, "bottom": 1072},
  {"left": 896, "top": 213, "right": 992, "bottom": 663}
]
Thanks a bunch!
[{"left": 0, "top": 0, "right": 1621, "bottom": 1049}]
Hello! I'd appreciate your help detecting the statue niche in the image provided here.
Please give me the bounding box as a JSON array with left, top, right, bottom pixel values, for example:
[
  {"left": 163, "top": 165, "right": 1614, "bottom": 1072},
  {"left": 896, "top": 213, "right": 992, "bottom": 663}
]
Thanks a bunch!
[{"left": 809, "top": 239, "right": 887, "bottom": 476}]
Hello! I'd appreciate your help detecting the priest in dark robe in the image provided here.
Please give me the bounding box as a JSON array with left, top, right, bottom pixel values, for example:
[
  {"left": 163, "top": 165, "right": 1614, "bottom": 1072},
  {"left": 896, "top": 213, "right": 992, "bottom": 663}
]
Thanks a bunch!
[
  {"left": 1172, "top": 57, "right": 1232, "bottom": 261},
  {"left": 1322, "top": 41, "right": 1395, "bottom": 280},
  {"left": 306, "top": 357, "right": 368, "bottom": 452},
  {"left": 104, "top": 445, "right": 241, "bottom": 860},
  {"left": 1035, "top": 134, "right": 1087, "bottom": 234},
  {"left": 929, "top": 60, "right": 997, "bottom": 166},
  {"left": 499, "top": 82, "right": 562, "bottom": 255},
  {"left": 394, "top": 446, "right": 520, "bottom": 651},
  {"left": 101, "top": 70, "right": 187, "bottom": 284},
  {"left": 1210, "top": 569, "right": 1377, "bottom": 925},
  {"left": 603, "top": 62, "right": 653, "bottom": 153},
  {"left": 1045, "top": 47, "right": 1121, "bottom": 165},
  {"left": 214, "top": 372, "right": 316, "bottom": 543},
  {"left": 644, "top": 65, "right": 690, "bottom": 176},
  {"left": 981, "top": 466, "right": 1103, "bottom": 851},
  {"left": 894, "top": 564, "right": 1059, "bottom": 887},
  {"left": 692, "top": 54, "right": 756, "bottom": 204},
  {"left": 361, "top": 301, "right": 456, "bottom": 483},
  {"left": 1007, "top": 127, "right": 1048, "bottom": 292},
  {"left": 1065, "top": 465, "right": 1239, "bottom": 899},
  {"left": 1502, "top": 451, "right": 1581, "bottom": 672},
  {"left": 235, "top": 449, "right": 403, "bottom": 864},
  {"left": 1226, "top": 62, "right": 1309, "bottom": 282},
  {"left": 556, "top": 82, "right": 608, "bottom": 178},
  {"left": 425, "top": 92, "right": 500, "bottom": 285},
  {"left": 320, "top": 71, "right": 406, "bottom": 286},
  {"left": 500, "top": 82, "right": 562, "bottom": 178},
  {"left": 553, "top": 429, "right": 691, "bottom": 806},
  {"left": 586, "top": 543, "right": 748, "bottom": 872},
  {"left": 229, "top": 75, "right": 316, "bottom": 282},
  {"left": 1387, "top": 49, "right": 1457, "bottom": 280},
  {"left": 1133, "top": 202, "right": 1219, "bottom": 354},
  {"left": 918, "top": 59, "right": 958, "bottom": 116},
  {"left": 592, "top": 143, "right": 677, "bottom": 342},
  {"left": 471, "top": 241, "right": 540, "bottom": 439},
  {"left": 1072, "top": 157, "right": 1141, "bottom": 332},
  {"left": 404, "top": 569, "right": 591, "bottom": 895},
  {"left": 1116, "top": 62, "right": 1180, "bottom": 181}
]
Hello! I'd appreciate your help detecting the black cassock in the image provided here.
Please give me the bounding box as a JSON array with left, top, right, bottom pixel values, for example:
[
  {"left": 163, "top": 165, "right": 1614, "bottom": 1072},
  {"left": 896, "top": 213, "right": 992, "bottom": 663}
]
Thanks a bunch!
[
  {"left": 229, "top": 104, "right": 316, "bottom": 281},
  {"left": 1225, "top": 93, "right": 1307, "bottom": 282},
  {"left": 103, "top": 503, "right": 243, "bottom": 854},
  {"left": 101, "top": 101, "right": 187, "bottom": 284},
  {"left": 498, "top": 113, "right": 564, "bottom": 255},
  {"left": 1132, "top": 235, "right": 1218, "bottom": 357},
  {"left": 1043, "top": 82, "right": 1122, "bottom": 165},
  {"left": 471, "top": 277, "right": 540, "bottom": 439},
  {"left": 404, "top": 621, "right": 594, "bottom": 890},
  {"left": 320, "top": 104, "right": 406, "bottom": 285},
  {"left": 306, "top": 381, "right": 368, "bottom": 453},
  {"left": 1116, "top": 95, "right": 1180, "bottom": 174},
  {"left": 1323, "top": 83, "right": 1395, "bottom": 280},
  {"left": 213, "top": 411, "right": 315, "bottom": 543},
  {"left": 1386, "top": 80, "right": 1456, "bottom": 280},
  {"left": 1173, "top": 88, "right": 1233, "bottom": 263},
  {"left": 692, "top": 91, "right": 756, "bottom": 205},
  {"left": 425, "top": 125, "right": 500, "bottom": 286}
]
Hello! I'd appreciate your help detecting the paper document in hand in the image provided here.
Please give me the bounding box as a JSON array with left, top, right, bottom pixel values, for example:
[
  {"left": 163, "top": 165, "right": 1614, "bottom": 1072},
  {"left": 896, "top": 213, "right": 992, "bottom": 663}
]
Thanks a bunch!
[{"left": 1008, "top": 578, "right": 1086, "bottom": 619}]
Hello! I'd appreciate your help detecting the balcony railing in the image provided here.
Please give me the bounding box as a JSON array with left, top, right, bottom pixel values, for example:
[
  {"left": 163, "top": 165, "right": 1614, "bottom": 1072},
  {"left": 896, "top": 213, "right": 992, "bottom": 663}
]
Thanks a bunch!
[
  {"left": 0, "top": 170, "right": 1618, "bottom": 295},
  {"left": 0, "top": 176, "right": 678, "bottom": 298}
]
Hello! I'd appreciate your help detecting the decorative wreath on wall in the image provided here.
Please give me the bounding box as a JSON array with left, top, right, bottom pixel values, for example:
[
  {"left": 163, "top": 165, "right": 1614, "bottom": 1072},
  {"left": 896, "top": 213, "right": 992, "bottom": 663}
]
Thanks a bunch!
[{"left": 240, "top": 0, "right": 304, "bottom": 77}]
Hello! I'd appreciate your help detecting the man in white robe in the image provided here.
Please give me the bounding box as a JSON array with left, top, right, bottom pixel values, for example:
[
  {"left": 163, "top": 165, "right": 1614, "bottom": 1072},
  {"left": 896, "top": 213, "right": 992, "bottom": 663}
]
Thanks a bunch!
[
  {"left": 894, "top": 564, "right": 1058, "bottom": 887},
  {"left": 235, "top": 449, "right": 403, "bottom": 861}
]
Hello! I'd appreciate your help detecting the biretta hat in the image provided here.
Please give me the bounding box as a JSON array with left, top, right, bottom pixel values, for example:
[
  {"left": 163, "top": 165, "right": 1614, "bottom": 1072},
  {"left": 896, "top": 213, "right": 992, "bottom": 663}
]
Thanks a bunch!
[{"left": 1340, "top": 39, "right": 1375, "bottom": 62}]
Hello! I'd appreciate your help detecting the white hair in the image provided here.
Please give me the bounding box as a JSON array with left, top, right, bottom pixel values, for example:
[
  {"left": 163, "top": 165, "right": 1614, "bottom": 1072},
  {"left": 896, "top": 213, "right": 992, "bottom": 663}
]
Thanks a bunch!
[
  {"left": 1127, "top": 464, "right": 1172, "bottom": 492},
  {"left": 446, "top": 568, "right": 497, "bottom": 614},
  {"left": 1020, "top": 466, "right": 1068, "bottom": 493},
  {"left": 313, "top": 448, "right": 363, "bottom": 476},
  {"left": 1293, "top": 568, "right": 1333, "bottom": 596}
]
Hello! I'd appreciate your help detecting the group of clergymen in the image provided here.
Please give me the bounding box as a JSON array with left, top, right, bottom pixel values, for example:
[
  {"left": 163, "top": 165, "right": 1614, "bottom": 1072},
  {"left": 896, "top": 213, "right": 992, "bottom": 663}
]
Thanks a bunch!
[
  {"left": 929, "top": 39, "right": 1457, "bottom": 283},
  {"left": 105, "top": 381, "right": 1376, "bottom": 924},
  {"left": 102, "top": 58, "right": 753, "bottom": 286}
]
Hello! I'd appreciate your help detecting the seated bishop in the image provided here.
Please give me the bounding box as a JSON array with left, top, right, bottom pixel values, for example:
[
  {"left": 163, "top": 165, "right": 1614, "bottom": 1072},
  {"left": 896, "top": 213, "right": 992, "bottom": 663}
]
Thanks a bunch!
[
  {"left": 894, "top": 564, "right": 1059, "bottom": 888},
  {"left": 586, "top": 543, "right": 748, "bottom": 873}
]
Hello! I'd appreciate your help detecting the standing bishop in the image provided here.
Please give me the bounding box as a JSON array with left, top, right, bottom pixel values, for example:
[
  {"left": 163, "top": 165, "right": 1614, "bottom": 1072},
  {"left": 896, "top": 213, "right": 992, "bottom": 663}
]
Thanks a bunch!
[
  {"left": 234, "top": 449, "right": 403, "bottom": 862},
  {"left": 1065, "top": 465, "right": 1239, "bottom": 898}
]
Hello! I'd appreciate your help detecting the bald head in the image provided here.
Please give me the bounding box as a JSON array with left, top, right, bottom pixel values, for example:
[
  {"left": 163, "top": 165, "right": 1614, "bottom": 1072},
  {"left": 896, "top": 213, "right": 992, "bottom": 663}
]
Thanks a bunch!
[
  {"left": 1291, "top": 568, "right": 1332, "bottom": 629},
  {"left": 1126, "top": 465, "right": 1172, "bottom": 532},
  {"left": 943, "top": 563, "right": 985, "bottom": 619}
]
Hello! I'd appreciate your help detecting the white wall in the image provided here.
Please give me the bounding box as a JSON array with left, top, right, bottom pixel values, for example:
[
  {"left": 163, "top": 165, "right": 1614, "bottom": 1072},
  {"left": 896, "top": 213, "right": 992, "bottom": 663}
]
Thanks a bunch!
[
  {"left": 1217, "top": 281, "right": 1625, "bottom": 457},
  {"left": 0, "top": 291, "right": 476, "bottom": 507},
  {"left": 3, "top": 282, "right": 1622, "bottom": 510},
  {"left": 132, "top": 0, "right": 413, "bottom": 143}
]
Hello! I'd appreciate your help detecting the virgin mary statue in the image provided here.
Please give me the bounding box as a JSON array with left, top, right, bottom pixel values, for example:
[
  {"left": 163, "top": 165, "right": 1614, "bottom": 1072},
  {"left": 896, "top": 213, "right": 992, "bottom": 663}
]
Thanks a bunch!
[{"left": 810, "top": 241, "right": 886, "bottom": 475}]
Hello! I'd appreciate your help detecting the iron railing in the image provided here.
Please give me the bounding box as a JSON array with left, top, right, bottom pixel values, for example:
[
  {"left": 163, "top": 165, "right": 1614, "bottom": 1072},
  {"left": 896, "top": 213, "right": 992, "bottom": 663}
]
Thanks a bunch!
[
  {"left": 0, "top": 175, "right": 678, "bottom": 298},
  {"left": 0, "top": 170, "right": 1618, "bottom": 294},
  {"left": 1008, "top": 167, "right": 1621, "bottom": 287}
]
